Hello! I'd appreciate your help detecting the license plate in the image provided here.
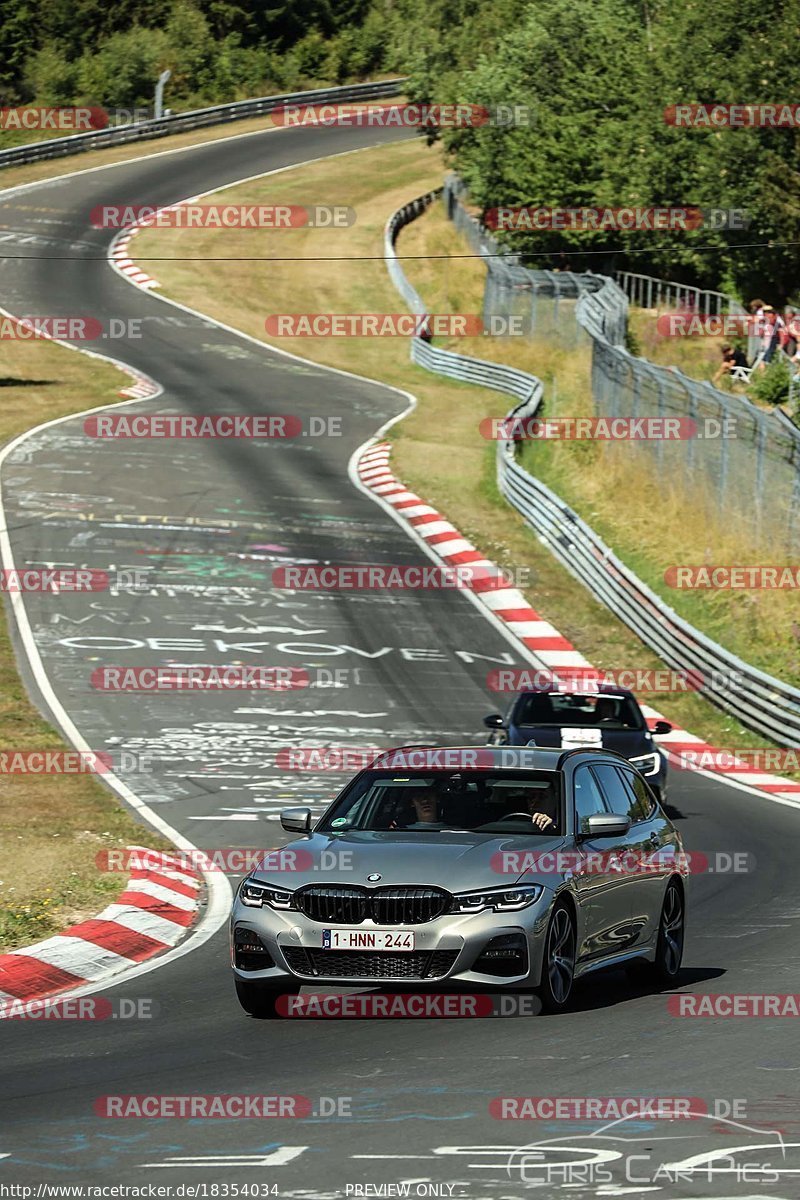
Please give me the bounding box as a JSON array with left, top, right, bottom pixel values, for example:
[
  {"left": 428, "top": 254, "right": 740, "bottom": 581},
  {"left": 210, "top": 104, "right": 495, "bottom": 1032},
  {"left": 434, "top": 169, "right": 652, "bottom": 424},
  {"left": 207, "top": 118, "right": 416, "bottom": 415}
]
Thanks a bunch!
[{"left": 321, "top": 928, "right": 416, "bottom": 951}]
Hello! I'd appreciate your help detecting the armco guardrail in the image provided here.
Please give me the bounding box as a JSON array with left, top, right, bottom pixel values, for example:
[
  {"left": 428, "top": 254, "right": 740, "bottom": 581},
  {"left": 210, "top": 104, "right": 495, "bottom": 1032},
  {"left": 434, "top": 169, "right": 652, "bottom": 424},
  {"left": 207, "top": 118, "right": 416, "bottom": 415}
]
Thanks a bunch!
[
  {"left": 385, "top": 189, "right": 800, "bottom": 747},
  {"left": 0, "top": 78, "right": 407, "bottom": 169},
  {"left": 385, "top": 194, "right": 542, "bottom": 404},
  {"left": 616, "top": 270, "right": 744, "bottom": 319}
]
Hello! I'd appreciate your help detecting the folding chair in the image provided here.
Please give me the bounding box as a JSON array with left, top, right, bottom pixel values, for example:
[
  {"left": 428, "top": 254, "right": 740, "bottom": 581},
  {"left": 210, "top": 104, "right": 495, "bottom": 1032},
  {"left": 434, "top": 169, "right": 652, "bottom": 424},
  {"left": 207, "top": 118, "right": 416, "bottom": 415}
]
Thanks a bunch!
[{"left": 728, "top": 350, "right": 763, "bottom": 383}]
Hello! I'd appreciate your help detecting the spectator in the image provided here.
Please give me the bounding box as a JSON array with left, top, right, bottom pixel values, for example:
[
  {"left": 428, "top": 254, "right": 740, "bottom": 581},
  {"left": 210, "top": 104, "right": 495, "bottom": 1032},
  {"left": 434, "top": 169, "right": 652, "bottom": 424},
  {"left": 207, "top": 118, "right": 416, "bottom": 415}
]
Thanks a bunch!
[
  {"left": 781, "top": 307, "right": 798, "bottom": 358},
  {"left": 759, "top": 305, "right": 784, "bottom": 368},
  {"left": 713, "top": 343, "right": 748, "bottom": 384}
]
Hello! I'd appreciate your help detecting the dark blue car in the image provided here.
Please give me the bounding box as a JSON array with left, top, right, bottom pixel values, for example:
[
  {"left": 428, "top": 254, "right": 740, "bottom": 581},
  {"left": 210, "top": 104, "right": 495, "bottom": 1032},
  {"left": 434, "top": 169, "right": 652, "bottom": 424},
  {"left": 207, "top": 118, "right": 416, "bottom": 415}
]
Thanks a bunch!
[{"left": 484, "top": 683, "right": 671, "bottom": 803}]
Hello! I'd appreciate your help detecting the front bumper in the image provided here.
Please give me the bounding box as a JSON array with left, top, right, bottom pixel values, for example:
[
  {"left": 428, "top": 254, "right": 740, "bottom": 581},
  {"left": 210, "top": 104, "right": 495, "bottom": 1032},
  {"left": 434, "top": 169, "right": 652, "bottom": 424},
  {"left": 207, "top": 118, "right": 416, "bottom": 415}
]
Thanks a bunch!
[{"left": 231, "top": 891, "right": 554, "bottom": 989}]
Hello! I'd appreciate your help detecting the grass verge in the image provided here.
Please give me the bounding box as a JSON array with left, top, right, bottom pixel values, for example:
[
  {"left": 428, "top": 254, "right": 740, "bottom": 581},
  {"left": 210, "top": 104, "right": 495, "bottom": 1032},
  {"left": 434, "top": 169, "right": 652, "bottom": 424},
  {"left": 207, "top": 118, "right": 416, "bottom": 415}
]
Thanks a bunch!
[
  {"left": 0, "top": 338, "right": 169, "bottom": 950},
  {"left": 134, "top": 137, "right": 793, "bottom": 768}
]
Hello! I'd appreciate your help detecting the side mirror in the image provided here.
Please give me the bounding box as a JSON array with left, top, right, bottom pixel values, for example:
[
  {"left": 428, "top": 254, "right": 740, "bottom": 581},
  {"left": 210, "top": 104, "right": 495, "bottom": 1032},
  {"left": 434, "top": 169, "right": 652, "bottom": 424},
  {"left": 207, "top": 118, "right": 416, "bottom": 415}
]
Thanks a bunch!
[
  {"left": 653, "top": 720, "right": 672, "bottom": 735},
  {"left": 483, "top": 713, "right": 505, "bottom": 729},
  {"left": 581, "top": 813, "right": 631, "bottom": 839},
  {"left": 280, "top": 806, "right": 312, "bottom": 834}
]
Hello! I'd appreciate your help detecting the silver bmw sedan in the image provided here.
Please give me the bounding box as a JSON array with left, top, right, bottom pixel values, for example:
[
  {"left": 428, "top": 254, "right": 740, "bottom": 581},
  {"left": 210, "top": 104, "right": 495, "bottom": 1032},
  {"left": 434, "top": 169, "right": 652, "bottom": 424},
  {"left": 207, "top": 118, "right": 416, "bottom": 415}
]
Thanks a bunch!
[{"left": 230, "top": 745, "right": 686, "bottom": 1017}]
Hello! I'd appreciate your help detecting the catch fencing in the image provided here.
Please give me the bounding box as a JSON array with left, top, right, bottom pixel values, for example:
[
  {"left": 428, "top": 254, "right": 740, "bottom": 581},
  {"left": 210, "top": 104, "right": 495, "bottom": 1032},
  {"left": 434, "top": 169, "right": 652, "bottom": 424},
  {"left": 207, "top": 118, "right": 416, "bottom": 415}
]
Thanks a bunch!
[
  {"left": 442, "top": 176, "right": 800, "bottom": 554},
  {"left": 384, "top": 188, "right": 800, "bottom": 746}
]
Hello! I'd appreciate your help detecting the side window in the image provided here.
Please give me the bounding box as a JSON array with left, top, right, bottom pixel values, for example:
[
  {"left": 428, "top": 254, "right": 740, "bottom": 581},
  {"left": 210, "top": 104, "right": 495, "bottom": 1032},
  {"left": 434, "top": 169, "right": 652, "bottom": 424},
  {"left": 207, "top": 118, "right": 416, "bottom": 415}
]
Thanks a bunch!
[
  {"left": 573, "top": 766, "right": 608, "bottom": 834},
  {"left": 591, "top": 763, "right": 647, "bottom": 824},
  {"left": 619, "top": 769, "right": 655, "bottom": 821}
]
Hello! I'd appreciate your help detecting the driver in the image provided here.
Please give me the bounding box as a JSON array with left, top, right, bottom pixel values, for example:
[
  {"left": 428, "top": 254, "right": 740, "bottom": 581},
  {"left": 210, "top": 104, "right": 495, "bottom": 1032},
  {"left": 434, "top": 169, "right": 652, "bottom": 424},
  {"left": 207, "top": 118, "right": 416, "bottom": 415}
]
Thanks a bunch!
[
  {"left": 505, "top": 787, "right": 556, "bottom": 831},
  {"left": 595, "top": 697, "right": 618, "bottom": 723}
]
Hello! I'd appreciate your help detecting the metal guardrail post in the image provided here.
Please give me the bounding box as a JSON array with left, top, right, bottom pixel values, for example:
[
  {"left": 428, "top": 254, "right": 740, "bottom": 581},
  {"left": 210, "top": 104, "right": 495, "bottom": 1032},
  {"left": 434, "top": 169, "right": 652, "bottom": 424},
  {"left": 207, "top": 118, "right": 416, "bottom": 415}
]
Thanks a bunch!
[{"left": 754, "top": 417, "right": 767, "bottom": 546}]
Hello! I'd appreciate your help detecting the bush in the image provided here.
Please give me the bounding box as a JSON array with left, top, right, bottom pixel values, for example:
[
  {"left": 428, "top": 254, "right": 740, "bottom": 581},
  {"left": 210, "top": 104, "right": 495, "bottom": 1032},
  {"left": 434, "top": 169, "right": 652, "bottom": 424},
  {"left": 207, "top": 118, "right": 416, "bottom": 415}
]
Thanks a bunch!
[
  {"left": 164, "top": 1, "right": 214, "bottom": 99},
  {"left": 747, "top": 356, "right": 791, "bottom": 408},
  {"left": 23, "top": 44, "right": 78, "bottom": 105}
]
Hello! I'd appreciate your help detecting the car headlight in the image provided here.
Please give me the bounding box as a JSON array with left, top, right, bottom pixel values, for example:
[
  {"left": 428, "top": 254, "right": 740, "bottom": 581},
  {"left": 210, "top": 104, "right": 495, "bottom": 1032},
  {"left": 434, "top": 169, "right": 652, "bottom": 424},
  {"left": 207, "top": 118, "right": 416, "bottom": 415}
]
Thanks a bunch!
[
  {"left": 630, "top": 752, "right": 661, "bottom": 777},
  {"left": 239, "top": 879, "right": 295, "bottom": 910},
  {"left": 452, "top": 885, "right": 542, "bottom": 913}
]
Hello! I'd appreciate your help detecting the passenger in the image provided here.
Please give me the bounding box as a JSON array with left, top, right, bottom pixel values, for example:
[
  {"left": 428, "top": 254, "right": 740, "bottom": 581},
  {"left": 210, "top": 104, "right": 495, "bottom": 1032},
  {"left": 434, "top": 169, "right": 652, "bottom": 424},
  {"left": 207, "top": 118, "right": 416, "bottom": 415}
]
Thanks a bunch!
[
  {"left": 409, "top": 789, "right": 444, "bottom": 827},
  {"left": 391, "top": 788, "right": 445, "bottom": 829}
]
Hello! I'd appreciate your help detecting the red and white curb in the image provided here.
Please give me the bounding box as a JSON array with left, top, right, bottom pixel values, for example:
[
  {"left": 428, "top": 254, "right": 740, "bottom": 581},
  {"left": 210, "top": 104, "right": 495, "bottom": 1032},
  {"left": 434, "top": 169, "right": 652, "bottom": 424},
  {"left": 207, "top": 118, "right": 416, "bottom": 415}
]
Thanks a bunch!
[
  {"left": 110, "top": 227, "right": 161, "bottom": 290},
  {"left": 0, "top": 849, "right": 203, "bottom": 1008},
  {"left": 357, "top": 441, "right": 800, "bottom": 804},
  {"left": 116, "top": 362, "right": 161, "bottom": 400}
]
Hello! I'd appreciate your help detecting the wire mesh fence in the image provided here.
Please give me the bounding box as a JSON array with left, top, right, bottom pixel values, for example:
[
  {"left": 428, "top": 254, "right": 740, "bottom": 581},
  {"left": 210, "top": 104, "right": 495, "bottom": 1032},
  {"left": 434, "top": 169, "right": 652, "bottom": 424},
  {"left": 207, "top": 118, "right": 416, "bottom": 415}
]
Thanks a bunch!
[
  {"left": 443, "top": 175, "right": 800, "bottom": 554},
  {"left": 384, "top": 189, "right": 800, "bottom": 747}
]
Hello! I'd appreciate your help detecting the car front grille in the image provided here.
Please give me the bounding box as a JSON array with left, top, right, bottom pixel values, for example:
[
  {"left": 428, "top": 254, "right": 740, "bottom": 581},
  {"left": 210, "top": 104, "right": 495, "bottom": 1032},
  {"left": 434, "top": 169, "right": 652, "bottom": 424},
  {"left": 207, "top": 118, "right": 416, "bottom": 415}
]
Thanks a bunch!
[
  {"left": 283, "top": 948, "right": 459, "bottom": 980},
  {"left": 295, "top": 885, "right": 450, "bottom": 925}
]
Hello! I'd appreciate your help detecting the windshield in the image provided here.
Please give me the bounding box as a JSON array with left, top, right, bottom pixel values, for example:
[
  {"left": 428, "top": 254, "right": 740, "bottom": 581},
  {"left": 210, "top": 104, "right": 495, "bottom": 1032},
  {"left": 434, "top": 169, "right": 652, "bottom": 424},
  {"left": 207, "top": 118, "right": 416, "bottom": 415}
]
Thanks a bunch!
[
  {"left": 317, "top": 770, "right": 563, "bottom": 835},
  {"left": 512, "top": 691, "right": 644, "bottom": 731}
]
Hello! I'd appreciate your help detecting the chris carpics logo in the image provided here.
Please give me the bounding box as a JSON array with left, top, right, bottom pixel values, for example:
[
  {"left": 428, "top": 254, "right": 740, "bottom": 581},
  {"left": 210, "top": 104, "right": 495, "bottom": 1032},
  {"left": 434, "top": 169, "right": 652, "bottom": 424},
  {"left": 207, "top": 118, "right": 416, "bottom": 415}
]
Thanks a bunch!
[{"left": 502, "top": 1112, "right": 799, "bottom": 1188}]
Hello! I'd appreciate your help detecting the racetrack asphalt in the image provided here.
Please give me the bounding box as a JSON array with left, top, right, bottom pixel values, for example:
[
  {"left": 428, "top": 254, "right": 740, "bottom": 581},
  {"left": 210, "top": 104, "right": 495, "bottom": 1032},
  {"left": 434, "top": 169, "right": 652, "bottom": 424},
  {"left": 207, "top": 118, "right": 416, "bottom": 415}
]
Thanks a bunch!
[{"left": 0, "top": 119, "right": 799, "bottom": 1196}]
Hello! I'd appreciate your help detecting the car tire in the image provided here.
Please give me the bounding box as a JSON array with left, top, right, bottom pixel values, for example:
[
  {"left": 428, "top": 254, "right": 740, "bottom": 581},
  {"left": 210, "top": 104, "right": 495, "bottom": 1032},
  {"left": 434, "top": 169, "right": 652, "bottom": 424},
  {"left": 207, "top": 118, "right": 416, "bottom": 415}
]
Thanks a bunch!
[
  {"left": 627, "top": 879, "right": 685, "bottom": 988},
  {"left": 536, "top": 901, "right": 576, "bottom": 1013},
  {"left": 235, "top": 978, "right": 299, "bottom": 1019},
  {"left": 652, "top": 879, "right": 685, "bottom": 983}
]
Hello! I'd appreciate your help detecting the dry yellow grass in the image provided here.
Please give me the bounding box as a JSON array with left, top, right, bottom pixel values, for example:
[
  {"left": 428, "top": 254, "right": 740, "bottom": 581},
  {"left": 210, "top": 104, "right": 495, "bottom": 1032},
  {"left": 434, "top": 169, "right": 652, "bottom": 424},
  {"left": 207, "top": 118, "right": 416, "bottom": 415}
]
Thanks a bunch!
[{"left": 134, "top": 137, "right": 789, "bottom": 761}]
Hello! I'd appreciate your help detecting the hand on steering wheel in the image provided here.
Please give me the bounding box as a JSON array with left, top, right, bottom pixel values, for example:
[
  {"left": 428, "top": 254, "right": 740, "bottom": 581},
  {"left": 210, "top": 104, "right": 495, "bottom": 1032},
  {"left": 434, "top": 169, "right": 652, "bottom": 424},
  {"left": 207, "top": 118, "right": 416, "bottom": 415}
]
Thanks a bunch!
[
  {"left": 497, "top": 810, "right": 554, "bottom": 830},
  {"left": 530, "top": 811, "right": 554, "bottom": 830}
]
